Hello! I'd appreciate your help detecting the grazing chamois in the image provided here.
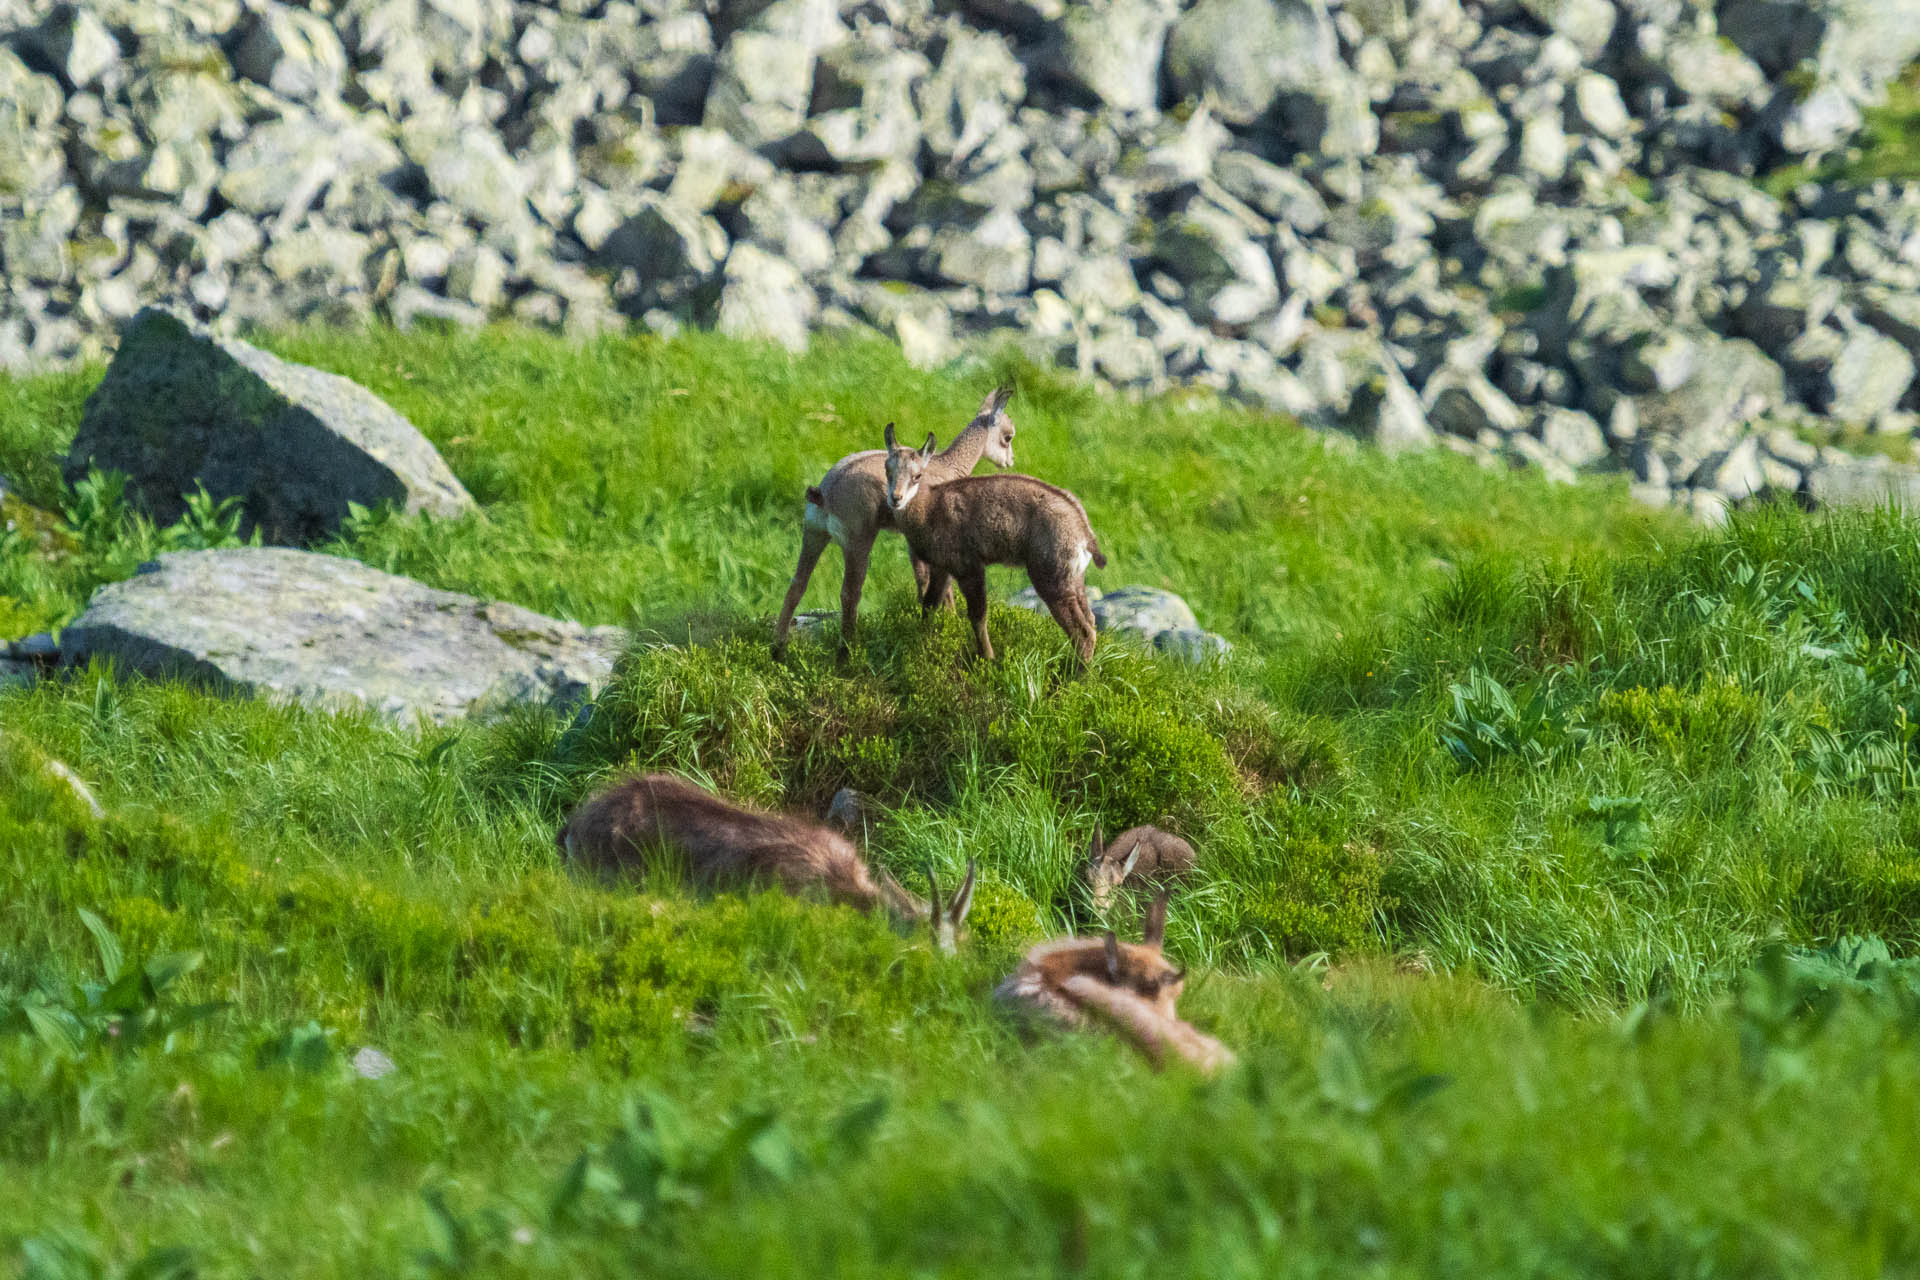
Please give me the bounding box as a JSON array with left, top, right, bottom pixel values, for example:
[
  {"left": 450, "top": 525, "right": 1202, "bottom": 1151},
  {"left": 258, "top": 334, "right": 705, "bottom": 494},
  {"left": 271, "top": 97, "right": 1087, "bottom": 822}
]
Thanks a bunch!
[
  {"left": 995, "top": 894, "right": 1235, "bottom": 1075},
  {"left": 1086, "top": 824, "right": 1198, "bottom": 912},
  {"left": 882, "top": 423, "right": 1106, "bottom": 663},
  {"left": 772, "top": 386, "right": 1017, "bottom": 660},
  {"left": 557, "top": 772, "right": 976, "bottom": 951}
]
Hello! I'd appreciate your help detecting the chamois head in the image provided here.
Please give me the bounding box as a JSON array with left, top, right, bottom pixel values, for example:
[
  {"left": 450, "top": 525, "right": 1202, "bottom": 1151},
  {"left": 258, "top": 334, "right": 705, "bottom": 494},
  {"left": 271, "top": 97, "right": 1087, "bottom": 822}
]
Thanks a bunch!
[
  {"left": 1086, "top": 824, "right": 1142, "bottom": 913},
  {"left": 974, "top": 385, "right": 1017, "bottom": 469},
  {"left": 877, "top": 857, "right": 976, "bottom": 954},
  {"left": 883, "top": 421, "right": 938, "bottom": 514},
  {"left": 1105, "top": 892, "right": 1184, "bottom": 1018}
]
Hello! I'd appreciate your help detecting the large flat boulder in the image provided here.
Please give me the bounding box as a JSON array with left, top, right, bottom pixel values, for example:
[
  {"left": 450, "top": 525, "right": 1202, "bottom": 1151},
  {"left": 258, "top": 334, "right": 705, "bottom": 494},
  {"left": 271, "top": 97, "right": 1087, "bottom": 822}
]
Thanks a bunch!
[
  {"left": 64, "top": 309, "right": 474, "bottom": 545},
  {"left": 61, "top": 549, "right": 628, "bottom": 727}
]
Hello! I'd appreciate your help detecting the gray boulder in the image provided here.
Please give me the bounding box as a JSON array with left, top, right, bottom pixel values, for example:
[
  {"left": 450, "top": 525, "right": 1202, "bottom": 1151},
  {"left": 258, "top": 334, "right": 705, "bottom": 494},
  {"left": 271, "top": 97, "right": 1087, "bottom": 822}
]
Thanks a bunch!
[
  {"left": 1821, "top": 323, "right": 1917, "bottom": 424},
  {"left": 1042, "top": 0, "right": 1172, "bottom": 114},
  {"left": 23, "top": 4, "right": 120, "bottom": 91},
  {"left": 1294, "top": 327, "right": 1435, "bottom": 454},
  {"left": 1164, "top": 0, "right": 1326, "bottom": 124},
  {"left": 716, "top": 244, "right": 818, "bottom": 352},
  {"left": 1152, "top": 202, "right": 1279, "bottom": 326},
  {"left": 65, "top": 309, "right": 474, "bottom": 544},
  {"left": 61, "top": 549, "right": 628, "bottom": 728},
  {"left": 1806, "top": 454, "right": 1920, "bottom": 509},
  {"left": 1629, "top": 334, "right": 1787, "bottom": 463},
  {"left": 230, "top": 2, "right": 350, "bottom": 102}
]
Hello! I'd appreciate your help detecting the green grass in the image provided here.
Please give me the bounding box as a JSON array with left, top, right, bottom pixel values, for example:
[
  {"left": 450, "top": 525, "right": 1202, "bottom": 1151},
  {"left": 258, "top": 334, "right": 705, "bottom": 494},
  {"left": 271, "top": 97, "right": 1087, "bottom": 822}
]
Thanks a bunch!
[{"left": 8, "top": 326, "right": 1920, "bottom": 1275}]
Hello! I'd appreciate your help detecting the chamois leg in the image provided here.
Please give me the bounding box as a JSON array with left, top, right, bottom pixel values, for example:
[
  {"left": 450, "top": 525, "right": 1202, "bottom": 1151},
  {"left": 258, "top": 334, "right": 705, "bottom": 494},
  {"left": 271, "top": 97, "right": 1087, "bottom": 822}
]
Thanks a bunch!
[
  {"left": 919, "top": 566, "right": 952, "bottom": 617},
  {"left": 837, "top": 534, "right": 874, "bottom": 660},
  {"left": 956, "top": 567, "right": 993, "bottom": 661},
  {"left": 1037, "top": 574, "right": 1097, "bottom": 665},
  {"left": 912, "top": 553, "right": 956, "bottom": 611},
  {"left": 772, "top": 526, "right": 832, "bottom": 659}
]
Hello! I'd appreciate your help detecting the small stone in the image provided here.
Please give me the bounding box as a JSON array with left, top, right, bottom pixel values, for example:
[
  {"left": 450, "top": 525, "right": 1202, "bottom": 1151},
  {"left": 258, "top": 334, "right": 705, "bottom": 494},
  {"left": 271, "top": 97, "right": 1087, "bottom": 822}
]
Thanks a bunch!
[{"left": 351, "top": 1047, "right": 397, "bottom": 1080}]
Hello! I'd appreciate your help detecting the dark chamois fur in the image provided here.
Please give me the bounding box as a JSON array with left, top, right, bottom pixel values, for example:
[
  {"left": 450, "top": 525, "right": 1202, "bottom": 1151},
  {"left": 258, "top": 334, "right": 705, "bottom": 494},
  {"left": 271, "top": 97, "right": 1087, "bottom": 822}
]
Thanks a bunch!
[
  {"left": 557, "top": 774, "right": 975, "bottom": 950},
  {"left": 882, "top": 423, "right": 1107, "bottom": 663},
  {"left": 772, "top": 386, "right": 1017, "bottom": 660},
  {"left": 1086, "top": 824, "right": 1199, "bottom": 911}
]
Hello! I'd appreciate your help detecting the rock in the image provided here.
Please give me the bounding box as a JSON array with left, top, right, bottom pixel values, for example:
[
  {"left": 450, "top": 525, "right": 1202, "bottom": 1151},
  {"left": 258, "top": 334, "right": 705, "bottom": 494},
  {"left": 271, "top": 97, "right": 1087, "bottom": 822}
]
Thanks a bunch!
[
  {"left": 62, "top": 549, "right": 628, "bottom": 727},
  {"left": 1213, "top": 151, "right": 1328, "bottom": 232},
  {"left": 1042, "top": 0, "right": 1171, "bottom": 115},
  {"left": 1164, "top": 0, "right": 1325, "bottom": 125},
  {"left": 24, "top": 4, "right": 121, "bottom": 90},
  {"left": 351, "top": 1046, "right": 397, "bottom": 1079},
  {"left": 786, "top": 40, "right": 929, "bottom": 167},
  {"left": 1629, "top": 335, "right": 1787, "bottom": 464},
  {"left": 1806, "top": 455, "right": 1920, "bottom": 510},
  {"left": 230, "top": 2, "right": 349, "bottom": 102},
  {"left": 600, "top": 194, "right": 728, "bottom": 302},
  {"left": 1294, "top": 327, "right": 1434, "bottom": 454},
  {"left": 65, "top": 309, "right": 474, "bottom": 544},
  {"left": 928, "top": 207, "right": 1032, "bottom": 294},
  {"left": 402, "top": 122, "right": 531, "bottom": 235},
  {"left": 1152, "top": 202, "right": 1279, "bottom": 326},
  {"left": 1424, "top": 368, "right": 1527, "bottom": 437},
  {"left": 1822, "top": 324, "right": 1917, "bottom": 424},
  {"left": 716, "top": 244, "right": 818, "bottom": 352},
  {"left": 1569, "top": 71, "right": 1634, "bottom": 140},
  {"left": 1519, "top": 0, "right": 1615, "bottom": 58}
]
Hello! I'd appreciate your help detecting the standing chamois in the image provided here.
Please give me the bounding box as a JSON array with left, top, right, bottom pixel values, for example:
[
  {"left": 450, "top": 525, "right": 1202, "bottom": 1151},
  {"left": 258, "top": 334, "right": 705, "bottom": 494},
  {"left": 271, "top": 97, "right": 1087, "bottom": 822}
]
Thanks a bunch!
[
  {"left": 558, "top": 772, "right": 976, "bottom": 951},
  {"left": 882, "top": 423, "right": 1106, "bottom": 663},
  {"left": 995, "top": 894, "right": 1235, "bottom": 1074},
  {"left": 1085, "top": 824, "right": 1198, "bottom": 912},
  {"left": 772, "top": 387, "right": 1017, "bottom": 660}
]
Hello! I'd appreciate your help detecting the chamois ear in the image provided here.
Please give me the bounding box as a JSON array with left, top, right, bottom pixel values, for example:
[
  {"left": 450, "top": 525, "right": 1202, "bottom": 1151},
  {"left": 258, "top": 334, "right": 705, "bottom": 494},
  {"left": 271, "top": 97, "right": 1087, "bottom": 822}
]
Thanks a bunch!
[
  {"left": 1087, "top": 823, "right": 1105, "bottom": 862},
  {"left": 1118, "top": 840, "right": 1142, "bottom": 882},
  {"left": 924, "top": 859, "right": 943, "bottom": 924},
  {"left": 948, "top": 858, "right": 977, "bottom": 928},
  {"left": 920, "top": 431, "right": 937, "bottom": 460},
  {"left": 983, "top": 384, "right": 1013, "bottom": 414},
  {"left": 1142, "top": 891, "right": 1169, "bottom": 951},
  {"left": 883, "top": 421, "right": 898, "bottom": 450},
  {"left": 1103, "top": 931, "right": 1121, "bottom": 984}
]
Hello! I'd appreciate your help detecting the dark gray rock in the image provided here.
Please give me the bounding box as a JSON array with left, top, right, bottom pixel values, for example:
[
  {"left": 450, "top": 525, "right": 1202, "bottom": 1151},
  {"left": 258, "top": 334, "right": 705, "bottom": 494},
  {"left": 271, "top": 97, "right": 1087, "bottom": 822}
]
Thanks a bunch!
[
  {"left": 61, "top": 549, "right": 628, "bottom": 727},
  {"left": 65, "top": 309, "right": 474, "bottom": 544}
]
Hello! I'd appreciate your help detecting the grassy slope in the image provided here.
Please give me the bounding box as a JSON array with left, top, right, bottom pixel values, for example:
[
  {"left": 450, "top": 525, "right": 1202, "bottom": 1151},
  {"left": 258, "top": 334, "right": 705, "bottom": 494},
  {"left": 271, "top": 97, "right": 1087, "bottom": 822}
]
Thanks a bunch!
[{"left": 6, "top": 329, "right": 1920, "bottom": 1275}]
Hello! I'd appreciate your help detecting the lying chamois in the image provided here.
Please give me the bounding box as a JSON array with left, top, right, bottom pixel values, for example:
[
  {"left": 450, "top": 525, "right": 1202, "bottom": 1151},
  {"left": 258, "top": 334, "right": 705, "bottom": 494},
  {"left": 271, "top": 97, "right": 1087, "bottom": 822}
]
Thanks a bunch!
[
  {"left": 995, "top": 894, "right": 1235, "bottom": 1074},
  {"left": 558, "top": 772, "right": 976, "bottom": 951},
  {"left": 1086, "top": 824, "right": 1197, "bottom": 912},
  {"left": 882, "top": 423, "right": 1106, "bottom": 663},
  {"left": 772, "top": 386, "right": 1017, "bottom": 659}
]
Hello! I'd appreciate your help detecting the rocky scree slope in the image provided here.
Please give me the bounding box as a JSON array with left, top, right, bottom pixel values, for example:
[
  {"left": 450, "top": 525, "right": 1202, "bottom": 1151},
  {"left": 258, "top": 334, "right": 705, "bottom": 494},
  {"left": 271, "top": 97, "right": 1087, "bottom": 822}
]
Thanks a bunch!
[{"left": 4, "top": 0, "right": 1920, "bottom": 514}]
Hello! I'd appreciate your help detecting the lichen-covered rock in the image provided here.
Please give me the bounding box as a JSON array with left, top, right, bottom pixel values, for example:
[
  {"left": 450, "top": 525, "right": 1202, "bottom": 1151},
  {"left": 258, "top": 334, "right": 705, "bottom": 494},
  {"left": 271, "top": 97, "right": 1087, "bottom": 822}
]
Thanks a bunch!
[
  {"left": 65, "top": 308, "right": 473, "bottom": 543},
  {"left": 61, "top": 549, "right": 628, "bottom": 727},
  {"left": 1041, "top": 0, "right": 1171, "bottom": 115},
  {"left": 1164, "top": 0, "right": 1324, "bottom": 125},
  {"left": 716, "top": 243, "right": 818, "bottom": 352}
]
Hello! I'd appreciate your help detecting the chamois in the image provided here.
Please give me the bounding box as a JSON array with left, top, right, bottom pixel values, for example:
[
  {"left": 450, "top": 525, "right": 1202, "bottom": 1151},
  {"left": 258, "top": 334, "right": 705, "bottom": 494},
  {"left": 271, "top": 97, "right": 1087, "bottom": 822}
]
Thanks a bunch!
[
  {"left": 882, "top": 423, "right": 1106, "bottom": 663},
  {"left": 557, "top": 772, "right": 976, "bottom": 951},
  {"left": 995, "top": 894, "right": 1235, "bottom": 1075},
  {"left": 1086, "top": 824, "right": 1198, "bottom": 912},
  {"left": 772, "top": 386, "right": 1017, "bottom": 660}
]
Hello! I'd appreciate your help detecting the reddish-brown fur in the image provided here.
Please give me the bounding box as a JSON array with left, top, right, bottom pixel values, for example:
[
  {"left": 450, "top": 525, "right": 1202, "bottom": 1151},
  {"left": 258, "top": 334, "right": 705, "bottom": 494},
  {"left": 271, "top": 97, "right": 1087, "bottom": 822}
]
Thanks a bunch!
[
  {"left": 772, "top": 387, "right": 1017, "bottom": 659},
  {"left": 882, "top": 425, "right": 1107, "bottom": 663},
  {"left": 1087, "top": 824, "right": 1198, "bottom": 911},
  {"left": 993, "top": 895, "right": 1235, "bottom": 1074},
  {"left": 559, "top": 772, "right": 914, "bottom": 912},
  {"left": 557, "top": 773, "right": 976, "bottom": 950}
]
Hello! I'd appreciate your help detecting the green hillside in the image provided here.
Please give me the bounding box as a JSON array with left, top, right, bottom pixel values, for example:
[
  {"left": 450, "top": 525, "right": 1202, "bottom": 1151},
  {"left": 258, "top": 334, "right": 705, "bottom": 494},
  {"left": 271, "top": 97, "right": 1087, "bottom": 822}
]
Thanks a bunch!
[{"left": 7, "top": 330, "right": 1920, "bottom": 1277}]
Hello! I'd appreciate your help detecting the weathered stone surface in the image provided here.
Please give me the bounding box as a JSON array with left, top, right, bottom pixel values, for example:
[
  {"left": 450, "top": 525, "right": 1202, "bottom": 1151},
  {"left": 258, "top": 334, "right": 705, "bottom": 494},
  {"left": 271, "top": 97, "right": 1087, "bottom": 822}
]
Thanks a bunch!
[
  {"left": 65, "top": 309, "right": 473, "bottom": 543},
  {"left": 1042, "top": 0, "right": 1171, "bottom": 115},
  {"left": 715, "top": 243, "right": 817, "bottom": 352},
  {"left": 1165, "top": 0, "right": 1323, "bottom": 125},
  {"left": 61, "top": 549, "right": 627, "bottom": 727}
]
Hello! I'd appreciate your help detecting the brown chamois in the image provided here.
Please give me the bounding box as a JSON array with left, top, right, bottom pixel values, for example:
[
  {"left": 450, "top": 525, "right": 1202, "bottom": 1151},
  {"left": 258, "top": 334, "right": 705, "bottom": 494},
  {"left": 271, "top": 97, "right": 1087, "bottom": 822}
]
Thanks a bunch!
[
  {"left": 557, "top": 772, "right": 976, "bottom": 951},
  {"left": 882, "top": 423, "right": 1107, "bottom": 663},
  {"left": 1086, "top": 823, "right": 1198, "bottom": 912},
  {"left": 994, "top": 894, "right": 1235, "bottom": 1075},
  {"left": 772, "top": 386, "right": 1017, "bottom": 660}
]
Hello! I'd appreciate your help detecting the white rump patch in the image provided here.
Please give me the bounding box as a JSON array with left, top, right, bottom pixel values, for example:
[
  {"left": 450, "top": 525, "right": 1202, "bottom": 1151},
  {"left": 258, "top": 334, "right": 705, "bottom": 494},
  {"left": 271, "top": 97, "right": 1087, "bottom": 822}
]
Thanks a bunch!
[
  {"left": 805, "top": 499, "right": 850, "bottom": 548},
  {"left": 1072, "top": 542, "right": 1093, "bottom": 577}
]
